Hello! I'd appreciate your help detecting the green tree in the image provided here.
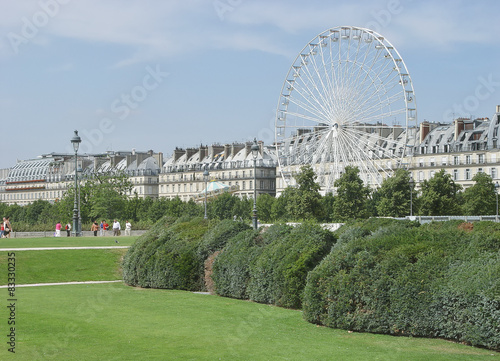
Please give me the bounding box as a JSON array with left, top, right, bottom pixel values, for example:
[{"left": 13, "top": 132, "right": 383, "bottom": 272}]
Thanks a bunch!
[
  {"left": 256, "top": 193, "right": 276, "bottom": 223},
  {"left": 463, "top": 172, "right": 497, "bottom": 215},
  {"left": 375, "top": 169, "right": 414, "bottom": 217},
  {"left": 332, "top": 166, "right": 370, "bottom": 221},
  {"left": 419, "top": 169, "right": 462, "bottom": 216},
  {"left": 61, "top": 171, "right": 133, "bottom": 223},
  {"left": 285, "top": 165, "right": 323, "bottom": 221}
]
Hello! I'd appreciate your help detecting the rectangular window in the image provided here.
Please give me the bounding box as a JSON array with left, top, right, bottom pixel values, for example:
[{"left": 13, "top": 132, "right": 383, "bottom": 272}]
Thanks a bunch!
[
  {"left": 465, "top": 169, "right": 471, "bottom": 180},
  {"left": 419, "top": 158, "right": 424, "bottom": 167},
  {"left": 453, "top": 169, "right": 458, "bottom": 181},
  {"left": 454, "top": 156, "right": 460, "bottom": 165},
  {"left": 478, "top": 154, "right": 485, "bottom": 164},
  {"left": 491, "top": 168, "right": 497, "bottom": 179},
  {"left": 466, "top": 155, "right": 471, "bottom": 165},
  {"left": 441, "top": 157, "right": 447, "bottom": 166},
  {"left": 430, "top": 158, "right": 435, "bottom": 167}
]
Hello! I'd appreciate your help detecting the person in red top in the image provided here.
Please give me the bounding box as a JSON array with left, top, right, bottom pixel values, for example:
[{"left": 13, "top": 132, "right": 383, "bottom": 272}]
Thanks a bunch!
[{"left": 103, "top": 221, "right": 109, "bottom": 235}]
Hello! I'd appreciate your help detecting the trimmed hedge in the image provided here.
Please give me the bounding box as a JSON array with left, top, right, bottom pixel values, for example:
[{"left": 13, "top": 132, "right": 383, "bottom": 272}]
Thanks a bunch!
[
  {"left": 303, "top": 220, "right": 500, "bottom": 350},
  {"left": 212, "top": 223, "right": 336, "bottom": 308},
  {"left": 122, "top": 216, "right": 210, "bottom": 290},
  {"left": 122, "top": 217, "right": 251, "bottom": 292},
  {"left": 247, "top": 223, "right": 336, "bottom": 308}
]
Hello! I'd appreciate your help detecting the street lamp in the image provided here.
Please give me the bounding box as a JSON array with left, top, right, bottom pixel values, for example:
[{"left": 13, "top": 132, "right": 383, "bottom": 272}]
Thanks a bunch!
[
  {"left": 409, "top": 176, "right": 415, "bottom": 218},
  {"left": 203, "top": 167, "right": 209, "bottom": 219},
  {"left": 251, "top": 138, "right": 260, "bottom": 230},
  {"left": 495, "top": 181, "right": 499, "bottom": 222},
  {"left": 71, "top": 130, "right": 81, "bottom": 236}
]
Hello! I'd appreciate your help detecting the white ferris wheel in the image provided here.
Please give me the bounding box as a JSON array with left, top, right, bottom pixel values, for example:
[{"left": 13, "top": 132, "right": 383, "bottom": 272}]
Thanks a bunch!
[{"left": 275, "top": 26, "right": 417, "bottom": 193}]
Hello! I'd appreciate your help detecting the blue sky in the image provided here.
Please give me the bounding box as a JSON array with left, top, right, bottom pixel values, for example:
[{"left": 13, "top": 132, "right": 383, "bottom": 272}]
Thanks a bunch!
[{"left": 1, "top": 0, "right": 500, "bottom": 169}]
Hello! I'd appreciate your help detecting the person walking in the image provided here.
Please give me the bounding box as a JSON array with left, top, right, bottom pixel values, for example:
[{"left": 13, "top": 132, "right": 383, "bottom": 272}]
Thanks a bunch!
[
  {"left": 55, "top": 221, "right": 62, "bottom": 237},
  {"left": 65, "top": 222, "right": 71, "bottom": 237},
  {"left": 125, "top": 221, "right": 132, "bottom": 236},
  {"left": 99, "top": 220, "right": 104, "bottom": 236},
  {"left": 3, "top": 217, "right": 12, "bottom": 238},
  {"left": 91, "top": 221, "right": 99, "bottom": 237},
  {"left": 112, "top": 220, "right": 121, "bottom": 236},
  {"left": 0, "top": 217, "right": 5, "bottom": 238}
]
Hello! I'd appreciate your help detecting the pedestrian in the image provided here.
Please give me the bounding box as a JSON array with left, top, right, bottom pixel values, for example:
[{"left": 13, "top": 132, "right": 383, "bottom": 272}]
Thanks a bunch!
[
  {"left": 99, "top": 220, "right": 104, "bottom": 236},
  {"left": 112, "top": 220, "right": 121, "bottom": 236},
  {"left": 0, "top": 217, "right": 5, "bottom": 238},
  {"left": 125, "top": 220, "right": 132, "bottom": 236},
  {"left": 103, "top": 221, "right": 109, "bottom": 235},
  {"left": 91, "top": 221, "right": 99, "bottom": 237},
  {"left": 55, "top": 221, "right": 62, "bottom": 237},
  {"left": 3, "top": 217, "right": 12, "bottom": 238},
  {"left": 65, "top": 222, "right": 71, "bottom": 237}
]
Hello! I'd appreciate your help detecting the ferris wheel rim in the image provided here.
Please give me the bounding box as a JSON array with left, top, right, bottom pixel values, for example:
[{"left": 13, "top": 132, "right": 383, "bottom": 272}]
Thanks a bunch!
[{"left": 275, "top": 25, "right": 417, "bottom": 192}]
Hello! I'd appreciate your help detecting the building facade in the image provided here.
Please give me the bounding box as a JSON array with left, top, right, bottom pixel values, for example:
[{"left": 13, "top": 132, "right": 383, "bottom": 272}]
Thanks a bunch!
[{"left": 1, "top": 105, "right": 500, "bottom": 205}]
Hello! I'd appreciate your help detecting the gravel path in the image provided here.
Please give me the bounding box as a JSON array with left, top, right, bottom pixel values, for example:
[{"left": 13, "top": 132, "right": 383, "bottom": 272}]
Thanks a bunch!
[
  {"left": 0, "top": 280, "right": 123, "bottom": 288},
  {"left": 0, "top": 246, "right": 129, "bottom": 251}
]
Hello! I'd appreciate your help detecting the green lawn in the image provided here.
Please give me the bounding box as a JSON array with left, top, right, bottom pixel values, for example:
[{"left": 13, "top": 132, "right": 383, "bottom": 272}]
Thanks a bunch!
[
  {"left": 0, "top": 249, "right": 126, "bottom": 285},
  {"left": 0, "top": 284, "right": 498, "bottom": 360},
  {"left": 0, "top": 237, "right": 498, "bottom": 360},
  {"left": 0, "top": 236, "right": 137, "bottom": 248}
]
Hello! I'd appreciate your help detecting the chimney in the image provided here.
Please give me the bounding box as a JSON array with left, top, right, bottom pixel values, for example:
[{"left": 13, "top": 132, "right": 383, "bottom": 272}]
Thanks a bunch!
[
  {"left": 199, "top": 146, "right": 207, "bottom": 161},
  {"left": 186, "top": 148, "right": 197, "bottom": 160},
  {"left": 208, "top": 145, "right": 224, "bottom": 160},
  {"left": 419, "top": 121, "right": 430, "bottom": 143},
  {"left": 496, "top": 105, "right": 500, "bottom": 113},
  {"left": 154, "top": 152, "right": 164, "bottom": 168},
  {"left": 174, "top": 148, "right": 184, "bottom": 161},
  {"left": 230, "top": 143, "right": 245, "bottom": 157},
  {"left": 224, "top": 144, "right": 230, "bottom": 161},
  {"left": 454, "top": 119, "right": 465, "bottom": 141}
]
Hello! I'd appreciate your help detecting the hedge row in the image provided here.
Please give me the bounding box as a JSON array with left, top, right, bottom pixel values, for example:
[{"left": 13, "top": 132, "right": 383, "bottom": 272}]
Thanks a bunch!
[
  {"left": 122, "top": 217, "right": 251, "bottom": 291},
  {"left": 211, "top": 223, "right": 336, "bottom": 308},
  {"left": 303, "top": 220, "right": 500, "bottom": 350},
  {"left": 123, "top": 216, "right": 499, "bottom": 350}
]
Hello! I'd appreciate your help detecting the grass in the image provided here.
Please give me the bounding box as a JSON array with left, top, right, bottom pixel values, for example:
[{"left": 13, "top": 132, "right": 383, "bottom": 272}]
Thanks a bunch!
[
  {"left": 0, "top": 249, "right": 126, "bottom": 285},
  {"left": 1, "top": 284, "right": 498, "bottom": 360},
  {"left": 0, "top": 235, "right": 498, "bottom": 360},
  {"left": 0, "top": 236, "right": 137, "bottom": 248}
]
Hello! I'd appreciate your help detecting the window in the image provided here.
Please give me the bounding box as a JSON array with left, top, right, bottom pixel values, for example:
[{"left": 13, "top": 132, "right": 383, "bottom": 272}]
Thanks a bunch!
[
  {"left": 465, "top": 169, "right": 471, "bottom": 180},
  {"left": 466, "top": 155, "right": 471, "bottom": 165},
  {"left": 453, "top": 169, "right": 458, "bottom": 181},
  {"left": 441, "top": 157, "right": 447, "bottom": 166},
  {"left": 454, "top": 156, "right": 460, "bottom": 165},
  {"left": 478, "top": 154, "right": 485, "bottom": 164},
  {"left": 430, "top": 158, "right": 435, "bottom": 167},
  {"left": 491, "top": 168, "right": 497, "bottom": 179},
  {"left": 260, "top": 180, "right": 264, "bottom": 189}
]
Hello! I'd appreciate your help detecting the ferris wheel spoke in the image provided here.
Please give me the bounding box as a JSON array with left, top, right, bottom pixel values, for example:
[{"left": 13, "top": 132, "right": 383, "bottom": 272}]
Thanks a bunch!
[{"left": 276, "top": 26, "right": 417, "bottom": 191}]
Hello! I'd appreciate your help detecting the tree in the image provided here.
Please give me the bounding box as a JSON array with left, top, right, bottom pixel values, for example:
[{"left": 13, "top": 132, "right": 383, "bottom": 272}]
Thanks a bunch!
[
  {"left": 60, "top": 171, "right": 133, "bottom": 223},
  {"left": 332, "top": 166, "right": 370, "bottom": 221},
  {"left": 462, "top": 172, "right": 497, "bottom": 215},
  {"left": 256, "top": 193, "right": 275, "bottom": 223},
  {"left": 285, "top": 165, "right": 323, "bottom": 221},
  {"left": 375, "top": 169, "right": 413, "bottom": 217},
  {"left": 419, "top": 169, "right": 462, "bottom": 216}
]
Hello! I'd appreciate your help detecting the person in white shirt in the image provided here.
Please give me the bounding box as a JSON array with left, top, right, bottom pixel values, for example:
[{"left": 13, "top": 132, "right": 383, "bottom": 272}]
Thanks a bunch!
[
  {"left": 112, "top": 220, "right": 121, "bottom": 236},
  {"left": 125, "top": 221, "right": 132, "bottom": 236}
]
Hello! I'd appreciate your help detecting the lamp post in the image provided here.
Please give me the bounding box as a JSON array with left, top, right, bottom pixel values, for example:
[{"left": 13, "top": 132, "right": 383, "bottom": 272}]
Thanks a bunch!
[
  {"left": 409, "top": 176, "right": 414, "bottom": 218},
  {"left": 203, "top": 167, "right": 209, "bottom": 219},
  {"left": 251, "top": 139, "right": 260, "bottom": 230},
  {"left": 71, "top": 130, "right": 81, "bottom": 236},
  {"left": 495, "top": 181, "right": 499, "bottom": 222}
]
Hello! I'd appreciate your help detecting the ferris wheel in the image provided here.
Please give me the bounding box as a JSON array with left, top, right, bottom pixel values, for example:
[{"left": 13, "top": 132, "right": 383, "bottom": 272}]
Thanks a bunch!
[{"left": 275, "top": 26, "right": 417, "bottom": 193}]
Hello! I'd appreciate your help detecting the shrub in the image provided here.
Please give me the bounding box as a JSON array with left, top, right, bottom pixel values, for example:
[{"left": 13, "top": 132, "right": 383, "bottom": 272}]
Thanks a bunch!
[
  {"left": 211, "top": 230, "right": 262, "bottom": 299},
  {"left": 247, "top": 223, "right": 336, "bottom": 309},
  {"left": 303, "top": 221, "right": 500, "bottom": 350},
  {"left": 122, "top": 217, "right": 209, "bottom": 291}
]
